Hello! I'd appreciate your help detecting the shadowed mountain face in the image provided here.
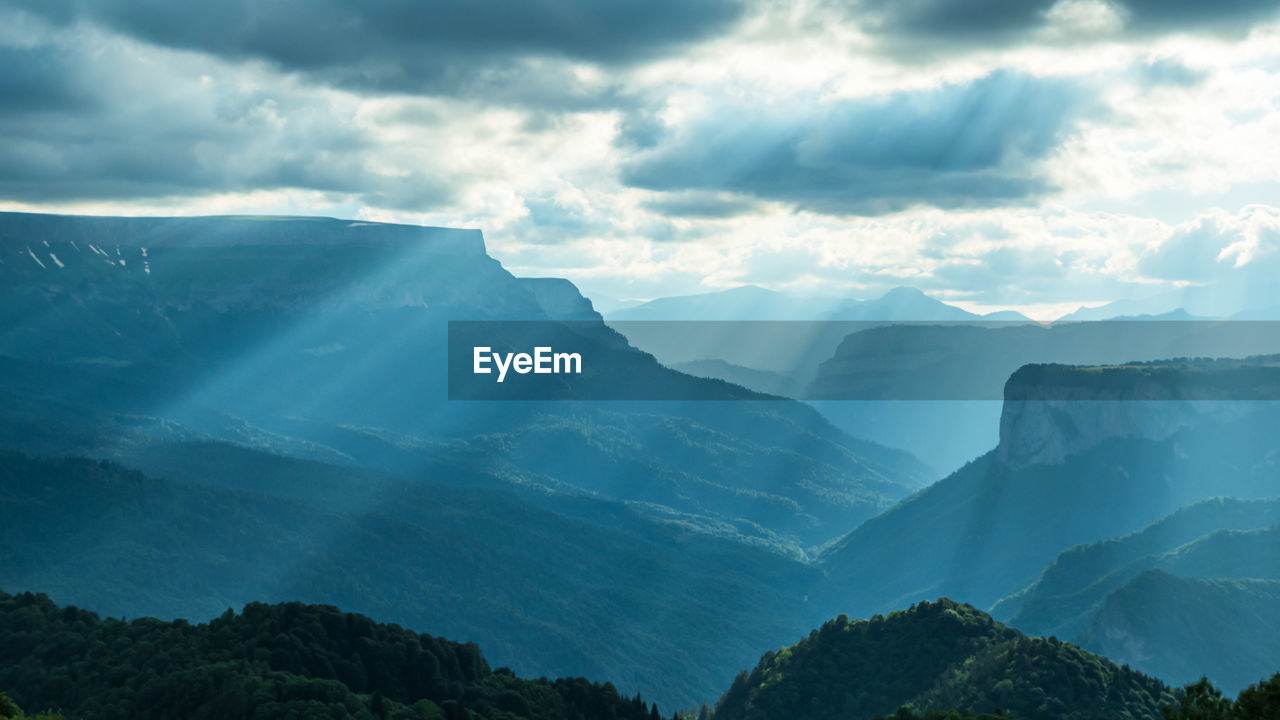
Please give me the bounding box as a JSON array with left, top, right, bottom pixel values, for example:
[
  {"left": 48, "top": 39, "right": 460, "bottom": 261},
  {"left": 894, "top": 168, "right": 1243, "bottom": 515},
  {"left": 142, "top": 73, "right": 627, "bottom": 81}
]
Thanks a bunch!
[
  {"left": 993, "top": 497, "right": 1280, "bottom": 640},
  {"left": 1080, "top": 571, "right": 1280, "bottom": 696},
  {"left": 0, "top": 212, "right": 932, "bottom": 708},
  {"left": 986, "top": 496, "right": 1280, "bottom": 695}
]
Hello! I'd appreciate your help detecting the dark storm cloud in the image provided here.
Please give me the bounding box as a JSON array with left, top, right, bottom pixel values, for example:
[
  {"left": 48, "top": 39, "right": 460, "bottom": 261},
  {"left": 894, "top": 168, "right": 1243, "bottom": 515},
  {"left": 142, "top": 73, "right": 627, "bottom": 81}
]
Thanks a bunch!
[
  {"left": 842, "top": 0, "right": 1280, "bottom": 51},
  {"left": 621, "top": 71, "right": 1099, "bottom": 216},
  {"left": 0, "top": 40, "right": 455, "bottom": 208},
  {"left": 6, "top": 0, "right": 745, "bottom": 105}
]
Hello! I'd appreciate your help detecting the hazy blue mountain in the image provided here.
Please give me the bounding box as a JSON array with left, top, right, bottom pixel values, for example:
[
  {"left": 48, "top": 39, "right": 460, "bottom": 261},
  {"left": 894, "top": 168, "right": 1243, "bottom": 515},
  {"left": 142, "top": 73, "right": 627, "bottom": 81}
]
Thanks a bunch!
[
  {"left": 0, "top": 450, "right": 828, "bottom": 710},
  {"left": 609, "top": 288, "right": 1031, "bottom": 472},
  {"left": 669, "top": 358, "right": 803, "bottom": 398},
  {"left": 603, "top": 285, "right": 1024, "bottom": 322},
  {"left": 807, "top": 324, "right": 1280, "bottom": 401},
  {"left": 1055, "top": 281, "right": 1280, "bottom": 321},
  {"left": 1054, "top": 287, "right": 1228, "bottom": 321},
  {"left": 1231, "top": 305, "right": 1280, "bottom": 320},
  {"left": 798, "top": 323, "right": 1280, "bottom": 470},
  {"left": 813, "top": 360, "right": 1280, "bottom": 620},
  {"left": 605, "top": 287, "right": 1029, "bottom": 391},
  {"left": 801, "top": 400, "right": 1002, "bottom": 475},
  {"left": 0, "top": 212, "right": 940, "bottom": 707},
  {"left": 1080, "top": 571, "right": 1280, "bottom": 695},
  {"left": 994, "top": 497, "right": 1280, "bottom": 638},
  {"left": 713, "top": 598, "right": 1172, "bottom": 720}
]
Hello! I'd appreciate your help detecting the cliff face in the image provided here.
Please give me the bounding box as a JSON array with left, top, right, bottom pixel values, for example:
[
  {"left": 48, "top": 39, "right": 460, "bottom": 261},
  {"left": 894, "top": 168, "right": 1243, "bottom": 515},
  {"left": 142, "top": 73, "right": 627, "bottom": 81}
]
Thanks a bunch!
[{"left": 996, "top": 361, "right": 1277, "bottom": 468}]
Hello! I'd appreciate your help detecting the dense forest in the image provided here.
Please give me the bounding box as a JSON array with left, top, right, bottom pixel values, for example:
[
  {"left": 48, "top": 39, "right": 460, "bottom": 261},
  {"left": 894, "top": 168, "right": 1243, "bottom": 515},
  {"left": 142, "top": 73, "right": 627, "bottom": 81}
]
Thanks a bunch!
[
  {"left": 5, "top": 587, "right": 1280, "bottom": 719},
  {"left": 712, "top": 599, "right": 1174, "bottom": 720},
  {"left": 0, "top": 589, "right": 669, "bottom": 720}
]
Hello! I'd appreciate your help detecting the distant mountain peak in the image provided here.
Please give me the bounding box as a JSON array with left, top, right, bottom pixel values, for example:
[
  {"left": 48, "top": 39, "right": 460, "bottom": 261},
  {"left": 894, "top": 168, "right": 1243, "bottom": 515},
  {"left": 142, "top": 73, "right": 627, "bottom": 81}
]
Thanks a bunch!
[{"left": 880, "top": 285, "right": 929, "bottom": 299}]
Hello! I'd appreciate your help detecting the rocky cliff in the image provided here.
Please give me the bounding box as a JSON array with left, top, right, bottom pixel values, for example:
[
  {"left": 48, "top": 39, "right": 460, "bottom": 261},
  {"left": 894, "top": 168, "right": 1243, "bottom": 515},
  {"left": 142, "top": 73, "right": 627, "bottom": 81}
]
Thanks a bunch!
[{"left": 996, "top": 359, "right": 1279, "bottom": 468}]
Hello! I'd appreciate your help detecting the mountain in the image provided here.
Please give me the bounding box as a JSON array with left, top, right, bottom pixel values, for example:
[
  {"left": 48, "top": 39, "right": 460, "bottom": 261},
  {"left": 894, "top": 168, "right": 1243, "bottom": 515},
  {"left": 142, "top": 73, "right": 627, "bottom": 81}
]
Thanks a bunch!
[
  {"left": 669, "top": 359, "right": 802, "bottom": 398},
  {"left": 800, "top": 324, "right": 1280, "bottom": 471},
  {"left": 807, "top": 325, "right": 1280, "bottom": 401},
  {"left": 813, "top": 359, "right": 1280, "bottom": 620},
  {"left": 603, "top": 285, "right": 1022, "bottom": 322},
  {"left": 993, "top": 497, "right": 1280, "bottom": 639},
  {"left": 0, "top": 588, "right": 670, "bottom": 720},
  {"left": 1080, "top": 571, "right": 1280, "bottom": 695},
  {"left": 605, "top": 287, "right": 1029, "bottom": 386},
  {"left": 0, "top": 212, "right": 931, "bottom": 552},
  {"left": 608, "top": 288, "right": 1030, "bottom": 472},
  {"left": 0, "top": 450, "right": 830, "bottom": 710},
  {"left": 1054, "top": 282, "right": 1280, "bottom": 321},
  {"left": 713, "top": 598, "right": 1173, "bottom": 720},
  {"left": 0, "top": 212, "right": 941, "bottom": 708}
]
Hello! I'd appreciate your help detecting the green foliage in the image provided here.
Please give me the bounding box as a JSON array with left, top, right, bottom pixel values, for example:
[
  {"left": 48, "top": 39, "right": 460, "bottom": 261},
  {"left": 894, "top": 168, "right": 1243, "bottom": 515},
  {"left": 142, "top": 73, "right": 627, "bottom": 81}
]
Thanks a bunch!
[
  {"left": 713, "top": 599, "right": 1173, "bottom": 720},
  {"left": 871, "top": 710, "right": 1008, "bottom": 720},
  {"left": 0, "top": 590, "right": 672, "bottom": 720},
  {"left": 0, "top": 693, "right": 66, "bottom": 720},
  {"left": 1161, "top": 674, "right": 1280, "bottom": 720}
]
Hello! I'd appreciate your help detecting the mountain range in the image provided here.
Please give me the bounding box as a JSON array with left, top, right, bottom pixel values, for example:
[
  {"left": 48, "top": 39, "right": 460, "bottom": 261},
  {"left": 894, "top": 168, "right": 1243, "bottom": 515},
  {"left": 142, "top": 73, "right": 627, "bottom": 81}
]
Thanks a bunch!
[
  {"left": 604, "top": 285, "right": 1031, "bottom": 322},
  {"left": 0, "top": 212, "right": 932, "bottom": 709},
  {"left": 2, "top": 212, "right": 1279, "bottom": 711}
]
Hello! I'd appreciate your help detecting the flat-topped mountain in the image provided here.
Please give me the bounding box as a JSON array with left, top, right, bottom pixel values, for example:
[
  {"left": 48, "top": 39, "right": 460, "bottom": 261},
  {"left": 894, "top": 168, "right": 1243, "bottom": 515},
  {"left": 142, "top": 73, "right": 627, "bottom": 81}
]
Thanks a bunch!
[
  {"left": 813, "top": 356, "right": 1280, "bottom": 621},
  {"left": 0, "top": 212, "right": 931, "bottom": 708}
]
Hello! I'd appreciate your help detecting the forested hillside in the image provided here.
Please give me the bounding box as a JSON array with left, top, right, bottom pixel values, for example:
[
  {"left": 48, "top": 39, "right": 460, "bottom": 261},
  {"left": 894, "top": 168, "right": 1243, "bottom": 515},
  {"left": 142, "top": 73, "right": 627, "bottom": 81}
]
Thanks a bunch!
[
  {"left": 0, "top": 589, "right": 668, "bottom": 720},
  {"left": 713, "top": 599, "right": 1173, "bottom": 720},
  {"left": 0, "top": 451, "right": 822, "bottom": 710}
]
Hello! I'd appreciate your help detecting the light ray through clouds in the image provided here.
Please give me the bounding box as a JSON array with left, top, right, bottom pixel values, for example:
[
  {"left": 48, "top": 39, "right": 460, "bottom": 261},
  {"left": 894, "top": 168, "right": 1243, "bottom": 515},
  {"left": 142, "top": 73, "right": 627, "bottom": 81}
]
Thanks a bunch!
[{"left": 2, "top": 1, "right": 1280, "bottom": 317}]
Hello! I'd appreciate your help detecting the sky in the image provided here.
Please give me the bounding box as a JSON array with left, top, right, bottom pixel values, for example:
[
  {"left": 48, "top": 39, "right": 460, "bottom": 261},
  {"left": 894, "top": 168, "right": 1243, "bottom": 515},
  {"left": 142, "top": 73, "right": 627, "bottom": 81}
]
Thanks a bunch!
[{"left": 2, "top": 1, "right": 1280, "bottom": 319}]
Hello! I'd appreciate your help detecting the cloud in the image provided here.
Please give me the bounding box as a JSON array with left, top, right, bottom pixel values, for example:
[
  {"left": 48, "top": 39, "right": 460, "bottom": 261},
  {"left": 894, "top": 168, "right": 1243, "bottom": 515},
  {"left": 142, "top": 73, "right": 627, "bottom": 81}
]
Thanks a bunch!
[
  {"left": 621, "top": 71, "right": 1100, "bottom": 216},
  {"left": 0, "top": 34, "right": 456, "bottom": 209},
  {"left": 6, "top": 0, "right": 745, "bottom": 106},
  {"left": 1136, "top": 216, "right": 1235, "bottom": 281},
  {"left": 641, "top": 192, "right": 763, "bottom": 219},
  {"left": 840, "top": 0, "right": 1280, "bottom": 54},
  {"left": 1139, "top": 206, "right": 1280, "bottom": 282}
]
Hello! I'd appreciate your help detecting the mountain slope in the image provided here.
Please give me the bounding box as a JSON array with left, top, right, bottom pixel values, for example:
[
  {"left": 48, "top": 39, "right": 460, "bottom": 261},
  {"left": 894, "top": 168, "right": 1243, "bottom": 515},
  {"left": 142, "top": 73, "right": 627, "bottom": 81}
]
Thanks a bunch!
[
  {"left": 815, "top": 361, "right": 1280, "bottom": 619},
  {"left": 994, "top": 497, "right": 1280, "bottom": 638},
  {"left": 0, "top": 451, "right": 824, "bottom": 710},
  {"left": 1080, "top": 571, "right": 1280, "bottom": 695},
  {"left": 713, "top": 598, "right": 1172, "bottom": 720},
  {"left": 0, "top": 211, "right": 931, "bottom": 552}
]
